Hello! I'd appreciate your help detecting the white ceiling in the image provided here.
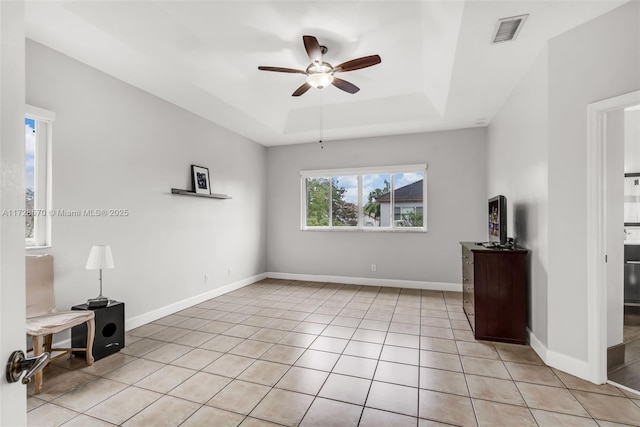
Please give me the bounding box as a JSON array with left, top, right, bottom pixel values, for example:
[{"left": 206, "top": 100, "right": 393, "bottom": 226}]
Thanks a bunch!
[{"left": 25, "top": 1, "right": 625, "bottom": 146}]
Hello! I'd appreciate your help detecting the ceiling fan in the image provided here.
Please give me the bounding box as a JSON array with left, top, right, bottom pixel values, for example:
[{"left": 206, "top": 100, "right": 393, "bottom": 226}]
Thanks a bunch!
[{"left": 258, "top": 35, "right": 381, "bottom": 97}]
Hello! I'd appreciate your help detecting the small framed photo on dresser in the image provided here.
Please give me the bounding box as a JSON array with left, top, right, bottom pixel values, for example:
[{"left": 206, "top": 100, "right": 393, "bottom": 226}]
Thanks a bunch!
[{"left": 191, "top": 165, "right": 211, "bottom": 195}]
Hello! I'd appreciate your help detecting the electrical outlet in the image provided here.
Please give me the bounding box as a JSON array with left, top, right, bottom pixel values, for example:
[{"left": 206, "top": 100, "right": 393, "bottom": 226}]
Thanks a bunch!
[
  {"left": 228, "top": 268, "right": 233, "bottom": 276},
  {"left": 204, "top": 274, "right": 209, "bottom": 283},
  {"left": 371, "top": 264, "right": 377, "bottom": 272}
]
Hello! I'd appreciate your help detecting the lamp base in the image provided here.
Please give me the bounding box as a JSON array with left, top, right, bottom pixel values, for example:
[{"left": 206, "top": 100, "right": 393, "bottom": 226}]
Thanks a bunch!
[{"left": 87, "top": 296, "right": 109, "bottom": 308}]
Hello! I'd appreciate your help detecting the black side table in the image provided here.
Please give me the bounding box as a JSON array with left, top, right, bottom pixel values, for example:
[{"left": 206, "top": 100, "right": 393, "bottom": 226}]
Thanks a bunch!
[{"left": 72, "top": 300, "right": 125, "bottom": 361}]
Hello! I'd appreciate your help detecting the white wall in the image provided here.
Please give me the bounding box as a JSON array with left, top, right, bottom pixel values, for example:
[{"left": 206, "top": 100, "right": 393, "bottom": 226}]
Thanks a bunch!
[
  {"left": 486, "top": 47, "right": 549, "bottom": 347},
  {"left": 488, "top": 1, "right": 639, "bottom": 371},
  {"left": 25, "top": 40, "right": 267, "bottom": 327},
  {"left": 0, "top": 1, "right": 28, "bottom": 425},
  {"left": 547, "top": 1, "right": 639, "bottom": 361},
  {"left": 266, "top": 128, "right": 487, "bottom": 287}
]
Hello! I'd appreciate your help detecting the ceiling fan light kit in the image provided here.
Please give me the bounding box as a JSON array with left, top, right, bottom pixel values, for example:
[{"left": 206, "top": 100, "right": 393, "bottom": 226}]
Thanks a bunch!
[
  {"left": 305, "top": 62, "right": 334, "bottom": 88},
  {"left": 259, "top": 35, "right": 381, "bottom": 96}
]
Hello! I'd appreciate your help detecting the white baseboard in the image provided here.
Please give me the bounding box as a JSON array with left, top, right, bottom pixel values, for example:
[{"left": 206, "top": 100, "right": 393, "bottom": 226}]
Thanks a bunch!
[
  {"left": 528, "top": 328, "right": 591, "bottom": 382},
  {"left": 54, "top": 272, "right": 453, "bottom": 350},
  {"left": 267, "top": 272, "right": 461, "bottom": 292},
  {"left": 47, "top": 273, "right": 266, "bottom": 351},
  {"left": 545, "top": 348, "right": 590, "bottom": 381},
  {"left": 56, "top": 272, "right": 454, "bottom": 347},
  {"left": 607, "top": 380, "right": 640, "bottom": 396},
  {"left": 52, "top": 275, "right": 602, "bottom": 386},
  {"left": 527, "top": 328, "right": 547, "bottom": 360},
  {"left": 125, "top": 273, "right": 267, "bottom": 331}
]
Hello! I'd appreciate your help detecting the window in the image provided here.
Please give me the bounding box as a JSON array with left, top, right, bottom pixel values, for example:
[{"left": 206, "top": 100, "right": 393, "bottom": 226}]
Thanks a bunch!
[
  {"left": 391, "top": 172, "right": 424, "bottom": 228},
  {"left": 305, "top": 177, "right": 330, "bottom": 226},
  {"left": 332, "top": 175, "right": 358, "bottom": 227},
  {"left": 25, "top": 105, "right": 54, "bottom": 247},
  {"left": 301, "top": 165, "right": 426, "bottom": 231},
  {"left": 363, "top": 173, "right": 391, "bottom": 227}
]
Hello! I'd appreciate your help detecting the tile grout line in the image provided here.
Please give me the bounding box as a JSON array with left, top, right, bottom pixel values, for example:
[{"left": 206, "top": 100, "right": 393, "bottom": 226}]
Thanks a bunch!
[
  {"left": 354, "top": 285, "right": 393, "bottom": 426},
  {"left": 415, "top": 289, "right": 424, "bottom": 427},
  {"left": 29, "top": 279, "right": 640, "bottom": 427},
  {"left": 200, "top": 282, "right": 322, "bottom": 425},
  {"left": 294, "top": 281, "right": 370, "bottom": 426},
  {"left": 217, "top": 280, "right": 360, "bottom": 426},
  {"left": 192, "top": 279, "right": 309, "bottom": 426},
  {"left": 487, "top": 338, "right": 537, "bottom": 424},
  {"left": 126, "top": 281, "right": 296, "bottom": 426}
]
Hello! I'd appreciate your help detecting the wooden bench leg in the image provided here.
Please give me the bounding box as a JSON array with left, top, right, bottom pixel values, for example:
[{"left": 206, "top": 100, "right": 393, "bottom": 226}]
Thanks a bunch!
[
  {"left": 44, "top": 334, "right": 52, "bottom": 353},
  {"left": 85, "top": 319, "right": 95, "bottom": 366},
  {"left": 32, "top": 335, "right": 44, "bottom": 395}
]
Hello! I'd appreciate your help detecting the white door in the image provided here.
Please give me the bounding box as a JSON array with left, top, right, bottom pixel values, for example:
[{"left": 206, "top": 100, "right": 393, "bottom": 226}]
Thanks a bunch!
[{"left": 0, "top": 1, "right": 27, "bottom": 425}]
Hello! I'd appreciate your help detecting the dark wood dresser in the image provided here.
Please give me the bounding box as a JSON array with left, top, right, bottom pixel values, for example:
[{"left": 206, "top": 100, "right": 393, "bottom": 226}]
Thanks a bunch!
[{"left": 461, "top": 242, "right": 528, "bottom": 345}]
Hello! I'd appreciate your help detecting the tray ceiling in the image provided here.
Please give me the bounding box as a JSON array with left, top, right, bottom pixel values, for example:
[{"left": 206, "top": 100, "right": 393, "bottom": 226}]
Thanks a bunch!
[{"left": 25, "top": 1, "right": 625, "bottom": 146}]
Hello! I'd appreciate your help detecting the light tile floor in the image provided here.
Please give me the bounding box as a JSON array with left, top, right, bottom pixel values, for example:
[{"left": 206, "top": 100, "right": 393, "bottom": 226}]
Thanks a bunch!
[
  {"left": 27, "top": 279, "right": 640, "bottom": 426},
  {"left": 608, "top": 312, "right": 640, "bottom": 390}
]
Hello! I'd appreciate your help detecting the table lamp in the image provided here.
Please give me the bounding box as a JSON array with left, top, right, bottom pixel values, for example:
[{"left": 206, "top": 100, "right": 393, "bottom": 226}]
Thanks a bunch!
[{"left": 85, "top": 245, "right": 115, "bottom": 308}]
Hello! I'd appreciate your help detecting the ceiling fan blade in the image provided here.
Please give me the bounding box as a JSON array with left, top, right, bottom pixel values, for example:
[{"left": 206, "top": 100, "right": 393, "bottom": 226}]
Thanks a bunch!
[
  {"left": 292, "top": 82, "right": 312, "bottom": 97},
  {"left": 258, "top": 66, "right": 306, "bottom": 74},
  {"left": 334, "top": 55, "right": 382, "bottom": 72},
  {"left": 303, "top": 35, "right": 322, "bottom": 64},
  {"left": 332, "top": 77, "right": 360, "bottom": 94}
]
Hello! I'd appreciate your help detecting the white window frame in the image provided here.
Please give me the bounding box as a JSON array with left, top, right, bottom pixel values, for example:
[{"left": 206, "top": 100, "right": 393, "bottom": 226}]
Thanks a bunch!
[
  {"left": 300, "top": 164, "right": 427, "bottom": 232},
  {"left": 25, "top": 105, "right": 54, "bottom": 248}
]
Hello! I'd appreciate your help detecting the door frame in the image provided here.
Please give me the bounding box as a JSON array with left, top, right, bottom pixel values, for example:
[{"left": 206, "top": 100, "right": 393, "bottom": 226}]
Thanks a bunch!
[{"left": 586, "top": 90, "right": 640, "bottom": 384}]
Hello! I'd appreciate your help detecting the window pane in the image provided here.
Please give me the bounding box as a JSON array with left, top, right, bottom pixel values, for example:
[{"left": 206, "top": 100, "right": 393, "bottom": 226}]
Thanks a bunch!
[
  {"left": 393, "top": 172, "right": 424, "bottom": 227},
  {"left": 362, "top": 174, "right": 391, "bottom": 227},
  {"left": 332, "top": 176, "right": 358, "bottom": 226},
  {"left": 306, "top": 177, "right": 330, "bottom": 226},
  {"left": 25, "top": 118, "right": 36, "bottom": 239}
]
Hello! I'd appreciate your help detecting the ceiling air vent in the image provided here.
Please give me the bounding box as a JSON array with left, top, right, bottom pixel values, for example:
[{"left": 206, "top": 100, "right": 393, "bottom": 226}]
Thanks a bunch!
[{"left": 491, "top": 14, "right": 528, "bottom": 44}]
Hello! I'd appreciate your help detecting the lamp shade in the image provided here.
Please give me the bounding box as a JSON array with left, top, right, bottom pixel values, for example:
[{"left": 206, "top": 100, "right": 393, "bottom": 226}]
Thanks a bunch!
[{"left": 85, "top": 245, "right": 115, "bottom": 270}]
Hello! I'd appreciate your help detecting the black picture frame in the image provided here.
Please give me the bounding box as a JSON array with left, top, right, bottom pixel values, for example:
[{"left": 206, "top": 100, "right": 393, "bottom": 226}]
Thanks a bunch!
[{"left": 191, "top": 165, "right": 211, "bottom": 195}]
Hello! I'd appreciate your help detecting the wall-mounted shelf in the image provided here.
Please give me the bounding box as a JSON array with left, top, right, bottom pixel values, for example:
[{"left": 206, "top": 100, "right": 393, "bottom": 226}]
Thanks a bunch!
[{"left": 171, "top": 188, "right": 231, "bottom": 199}]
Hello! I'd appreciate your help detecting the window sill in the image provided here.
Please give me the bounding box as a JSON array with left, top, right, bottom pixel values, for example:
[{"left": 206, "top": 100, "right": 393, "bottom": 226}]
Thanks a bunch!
[
  {"left": 26, "top": 245, "right": 52, "bottom": 251},
  {"left": 301, "top": 227, "right": 427, "bottom": 233}
]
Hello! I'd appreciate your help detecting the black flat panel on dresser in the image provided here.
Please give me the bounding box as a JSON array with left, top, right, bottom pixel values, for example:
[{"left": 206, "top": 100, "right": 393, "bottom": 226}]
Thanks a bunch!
[
  {"left": 461, "top": 242, "right": 528, "bottom": 345},
  {"left": 72, "top": 301, "right": 125, "bottom": 361}
]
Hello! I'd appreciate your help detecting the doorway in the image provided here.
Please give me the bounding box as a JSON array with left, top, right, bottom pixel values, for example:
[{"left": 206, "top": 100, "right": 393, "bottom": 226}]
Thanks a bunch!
[
  {"left": 607, "top": 106, "right": 640, "bottom": 391},
  {"left": 586, "top": 90, "right": 640, "bottom": 388}
]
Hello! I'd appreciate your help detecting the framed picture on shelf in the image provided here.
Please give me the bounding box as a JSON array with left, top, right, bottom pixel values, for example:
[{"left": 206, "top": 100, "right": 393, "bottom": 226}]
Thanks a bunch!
[{"left": 191, "top": 165, "right": 211, "bottom": 195}]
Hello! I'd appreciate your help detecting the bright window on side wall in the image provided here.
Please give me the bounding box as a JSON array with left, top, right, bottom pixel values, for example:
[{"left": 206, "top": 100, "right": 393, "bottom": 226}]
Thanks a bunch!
[
  {"left": 25, "top": 105, "right": 54, "bottom": 248},
  {"left": 301, "top": 165, "right": 427, "bottom": 232}
]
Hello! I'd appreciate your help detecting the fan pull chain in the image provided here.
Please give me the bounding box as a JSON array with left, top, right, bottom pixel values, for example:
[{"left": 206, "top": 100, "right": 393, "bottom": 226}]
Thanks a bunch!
[{"left": 319, "top": 96, "right": 324, "bottom": 149}]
